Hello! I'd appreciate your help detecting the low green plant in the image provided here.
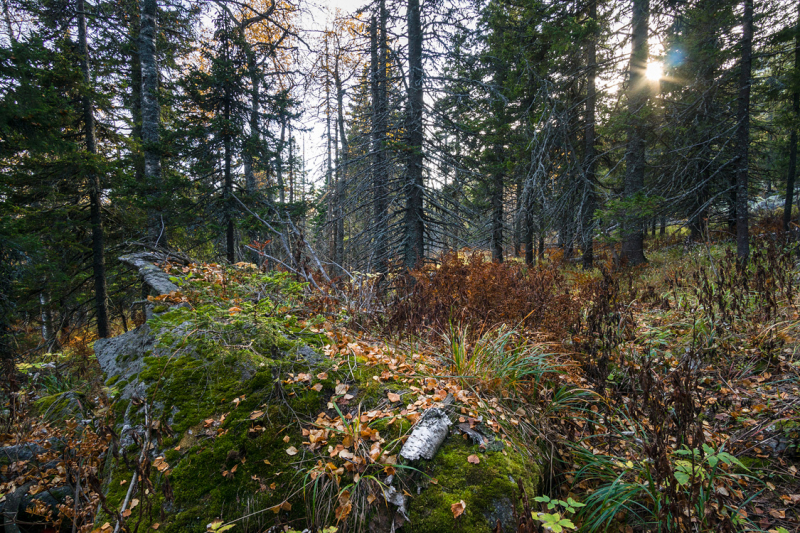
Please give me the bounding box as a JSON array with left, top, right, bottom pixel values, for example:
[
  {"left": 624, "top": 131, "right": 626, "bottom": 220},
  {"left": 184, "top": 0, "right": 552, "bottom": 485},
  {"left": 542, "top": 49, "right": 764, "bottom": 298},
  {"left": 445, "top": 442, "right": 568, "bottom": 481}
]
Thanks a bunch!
[
  {"left": 532, "top": 495, "right": 584, "bottom": 532},
  {"left": 574, "top": 441, "right": 758, "bottom": 532}
]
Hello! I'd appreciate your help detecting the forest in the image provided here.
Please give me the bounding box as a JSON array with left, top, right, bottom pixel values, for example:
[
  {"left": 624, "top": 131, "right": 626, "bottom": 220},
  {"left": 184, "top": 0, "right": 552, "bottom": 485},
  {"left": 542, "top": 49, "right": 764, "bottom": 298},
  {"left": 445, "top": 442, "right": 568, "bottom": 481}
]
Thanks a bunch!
[{"left": 1, "top": 0, "right": 800, "bottom": 531}]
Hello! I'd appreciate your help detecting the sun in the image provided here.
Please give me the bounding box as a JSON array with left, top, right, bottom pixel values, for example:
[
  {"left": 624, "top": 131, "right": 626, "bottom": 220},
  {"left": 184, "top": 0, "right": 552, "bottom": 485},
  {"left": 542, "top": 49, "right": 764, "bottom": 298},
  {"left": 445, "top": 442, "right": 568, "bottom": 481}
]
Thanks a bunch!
[{"left": 645, "top": 61, "right": 663, "bottom": 81}]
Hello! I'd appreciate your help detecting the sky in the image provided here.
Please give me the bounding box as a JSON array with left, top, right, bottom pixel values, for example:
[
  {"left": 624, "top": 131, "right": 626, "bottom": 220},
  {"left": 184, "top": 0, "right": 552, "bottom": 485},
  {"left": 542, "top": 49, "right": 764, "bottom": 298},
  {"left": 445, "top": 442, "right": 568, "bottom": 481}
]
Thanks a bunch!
[{"left": 297, "top": 0, "right": 369, "bottom": 193}]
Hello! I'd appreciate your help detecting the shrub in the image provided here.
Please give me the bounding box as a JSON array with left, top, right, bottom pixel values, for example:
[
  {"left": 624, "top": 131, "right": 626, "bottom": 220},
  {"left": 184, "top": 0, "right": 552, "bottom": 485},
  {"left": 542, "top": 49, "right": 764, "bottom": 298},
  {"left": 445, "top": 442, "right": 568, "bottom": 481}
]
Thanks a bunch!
[{"left": 386, "top": 251, "right": 579, "bottom": 340}]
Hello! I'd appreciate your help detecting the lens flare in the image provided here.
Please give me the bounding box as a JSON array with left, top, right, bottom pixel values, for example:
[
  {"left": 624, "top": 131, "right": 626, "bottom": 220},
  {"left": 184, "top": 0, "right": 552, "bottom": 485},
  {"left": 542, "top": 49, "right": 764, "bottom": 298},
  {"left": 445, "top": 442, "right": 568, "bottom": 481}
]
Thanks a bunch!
[{"left": 645, "top": 61, "right": 663, "bottom": 81}]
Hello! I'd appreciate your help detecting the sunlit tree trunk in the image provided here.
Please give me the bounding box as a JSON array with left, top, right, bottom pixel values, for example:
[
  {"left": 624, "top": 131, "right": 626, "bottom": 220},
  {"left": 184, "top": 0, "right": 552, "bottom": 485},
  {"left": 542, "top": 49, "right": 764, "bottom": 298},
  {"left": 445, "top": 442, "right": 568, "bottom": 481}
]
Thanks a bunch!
[{"left": 622, "top": 0, "right": 649, "bottom": 266}]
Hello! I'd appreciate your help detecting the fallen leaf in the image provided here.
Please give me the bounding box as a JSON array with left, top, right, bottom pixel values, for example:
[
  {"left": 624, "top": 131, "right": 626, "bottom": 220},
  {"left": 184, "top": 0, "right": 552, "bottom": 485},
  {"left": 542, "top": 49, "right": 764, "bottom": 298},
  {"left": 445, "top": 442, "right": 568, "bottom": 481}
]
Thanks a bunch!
[
  {"left": 151, "top": 524, "right": 160, "bottom": 530},
  {"left": 312, "top": 383, "right": 323, "bottom": 392},
  {"left": 283, "top": 435, "right": 291, "bottom": 443},
  {"left": 387, "top": 392, "right": 401, "bottom": 403},
  {"left": 286, "top": 446, "right": 298, "bottom": 456},
  {"left": 130, "top": 498, "right": 139, "bottom": 509},
  {"left": 451, "top": 500, "right": 466, "bottom": 519},
  {"left": 467, "top": 454, "right": 480, "bottom": 464}
]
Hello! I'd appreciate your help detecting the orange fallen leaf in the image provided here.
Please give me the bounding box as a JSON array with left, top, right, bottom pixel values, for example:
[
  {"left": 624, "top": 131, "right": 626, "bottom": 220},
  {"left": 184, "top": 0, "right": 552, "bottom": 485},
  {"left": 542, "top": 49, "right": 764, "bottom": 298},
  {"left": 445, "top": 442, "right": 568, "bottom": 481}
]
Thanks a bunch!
[
  {"left": 467, "top": 454, "right": 480, "bottom": 464},
  {"left": 387, "top": 392, "right": 401, "bottom": 403},
  {"left": 451, "top": 500, "right": 466, "bottom": 519}
]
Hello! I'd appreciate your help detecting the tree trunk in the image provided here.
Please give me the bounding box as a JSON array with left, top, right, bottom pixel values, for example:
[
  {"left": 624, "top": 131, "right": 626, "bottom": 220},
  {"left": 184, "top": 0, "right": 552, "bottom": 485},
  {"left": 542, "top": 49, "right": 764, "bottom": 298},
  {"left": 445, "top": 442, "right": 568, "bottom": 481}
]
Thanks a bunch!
[
  {"left": 140, "top": 0, "right": 164, "bottom": 246},
  {"left": 335, "top": 59, "right": 348, "bottom": 273},
  {"left": 404, "top": 0, "right": 425, "bottom": 269},
  {"left": 276, "top": 117, "right": 286, "bottom": 205},
  {"left": 371, "top": 6, "right": 389, "bottom": 275},
  {"left": 223, "top": 21, "right": 234, "bottom": 264},
  {"left": 582, "top": 0, "right": 597, "bottom": 269},
  {"left": 736, "top": 0, "right": 753, "bottom": 261},
  {"left": 78, "top": 0, "right": 110, "bottom": 338},
  {"left": 524, "top": 203, "right": 534, "bottom": 266},
  {"left": 2, "top": 0, "right": 14, "bottom": 44},
  {"left": 621, "top": 0, "right": 649, "bottom": 266},
  {"left": 130, "top": 10, "right": 144, "bottom": 187},
  {"left": 244, "top": 51, "right": 260, "bottom": 195},
  {"left": 491, "top": 160, "right": 504, "bottom": 263},
  {"left": 513, "top": 179, "right": 522, "bottom": 257},
  {"left": 785, "top": 0, "right": 799, "bottom": 232}
]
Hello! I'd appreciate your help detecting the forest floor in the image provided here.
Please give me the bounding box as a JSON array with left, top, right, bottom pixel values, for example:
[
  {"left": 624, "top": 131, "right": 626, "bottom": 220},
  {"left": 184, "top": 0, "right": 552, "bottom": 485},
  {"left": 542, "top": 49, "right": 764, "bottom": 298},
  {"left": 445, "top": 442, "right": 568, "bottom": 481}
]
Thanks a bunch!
[{"left": 2, "top": 229, "right": 800, "bottom": 533}]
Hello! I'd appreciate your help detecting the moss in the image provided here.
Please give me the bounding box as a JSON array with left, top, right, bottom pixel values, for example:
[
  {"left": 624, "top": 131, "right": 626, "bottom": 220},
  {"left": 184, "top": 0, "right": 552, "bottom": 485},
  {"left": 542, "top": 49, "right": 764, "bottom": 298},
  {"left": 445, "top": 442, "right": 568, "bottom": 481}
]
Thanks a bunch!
[
  {"left": 34, "top": 392, "right": 86, "bottom": 421},
  {"left": 101, "top": 315, "right": 333, "bottom": 532},
  {"left": 407, "top": 437, "right": 541, "bottom": 533},
  {"left": 737, "top": 456, "right": 770, "bottom": 473}
]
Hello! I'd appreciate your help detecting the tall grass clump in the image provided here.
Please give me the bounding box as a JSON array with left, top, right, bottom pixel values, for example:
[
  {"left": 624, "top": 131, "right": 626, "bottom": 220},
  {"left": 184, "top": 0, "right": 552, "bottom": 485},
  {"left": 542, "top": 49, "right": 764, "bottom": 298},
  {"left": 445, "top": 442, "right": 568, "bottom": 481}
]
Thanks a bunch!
[{"left": 437, "top": 322, "right": 559, "bottom": 398}]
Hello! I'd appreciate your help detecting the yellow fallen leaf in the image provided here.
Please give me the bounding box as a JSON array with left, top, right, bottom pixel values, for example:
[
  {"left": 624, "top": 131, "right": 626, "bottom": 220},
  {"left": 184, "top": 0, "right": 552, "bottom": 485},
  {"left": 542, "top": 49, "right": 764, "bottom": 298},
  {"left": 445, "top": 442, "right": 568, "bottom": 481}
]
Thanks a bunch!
[{"left": 283, "top": 435, "right": 291, "bottom": 443}]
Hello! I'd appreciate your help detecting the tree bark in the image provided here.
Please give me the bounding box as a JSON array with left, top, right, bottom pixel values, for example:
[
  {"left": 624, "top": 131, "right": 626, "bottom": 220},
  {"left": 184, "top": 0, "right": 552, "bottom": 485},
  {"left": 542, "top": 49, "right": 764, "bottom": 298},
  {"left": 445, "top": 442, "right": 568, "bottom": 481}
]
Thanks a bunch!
[
  {"left": 371, "top": 7, "right": 389, "bottom": 275},
  {"left": 736, "top": 0, "right": 753, "bottom": 261},
  {"left": 78, "top": 0, "right": 110, "bottom": 338},
  {"left": 785, "top": 0, "right": 799, "bottom": 232},
  {"left": 244, "top": 52, "right": 260, "bottom": 195},
  {"left": 222, "top": 18, "right": 234, "bottom": 263},
  {"left": 140, "top": 0, "right": 164, "bottom": 246},
  {"left": 2, "top": 0, "right": 14, "bottom": 44},
  {"left": 334, "top": 58, "right": 348, "bottom": 272},
  {"left": 491, "top": 159, "right": 504, "bottom": 263},
  {"left": 404, "top": 0, "right": 425, "bottom": 269},
  {"left": 622, "top": 0, "right": 649, "bottom": 266},
  {"left": 130, "top": 8, "right": 144, "bottom": 187},
  {"left": 582, "top": 0, "right": 598, "bottom": 269}
]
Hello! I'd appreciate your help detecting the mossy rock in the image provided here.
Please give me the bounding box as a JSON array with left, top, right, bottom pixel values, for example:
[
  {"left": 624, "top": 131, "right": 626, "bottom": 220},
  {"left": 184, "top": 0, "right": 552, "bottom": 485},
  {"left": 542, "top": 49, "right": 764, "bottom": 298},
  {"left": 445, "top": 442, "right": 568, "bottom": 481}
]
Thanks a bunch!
[
  {"left": 97, "top": 306, "right": 343, "bottom": 532},
  {"left": 406, "top": 437, "right": 542, "bottom": 533},
  {"left": 34, "top": 391, "right": 88, "bottom": 422},
  {"left": 95, "top": 279, "right": 544, "bottom": 532}
]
